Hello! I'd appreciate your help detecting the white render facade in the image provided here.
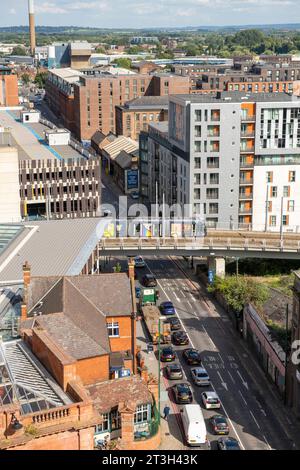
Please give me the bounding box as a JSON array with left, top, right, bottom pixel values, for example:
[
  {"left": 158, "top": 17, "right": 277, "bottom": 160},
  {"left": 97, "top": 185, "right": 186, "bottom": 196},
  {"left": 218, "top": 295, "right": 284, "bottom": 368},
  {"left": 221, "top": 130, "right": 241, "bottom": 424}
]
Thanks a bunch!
[
  {"left": 0, "top": 146, "right": 21, "bottom": 223},
  {"left": 145, "top": 92, "right": 300, "bottom": 231}
]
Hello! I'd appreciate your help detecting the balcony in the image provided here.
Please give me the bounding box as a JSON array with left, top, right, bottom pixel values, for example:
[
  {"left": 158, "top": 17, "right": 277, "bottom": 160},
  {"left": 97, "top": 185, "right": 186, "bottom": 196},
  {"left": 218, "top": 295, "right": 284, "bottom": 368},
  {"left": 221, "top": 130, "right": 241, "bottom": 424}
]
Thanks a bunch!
[
  {"left": 241, "top": 131, "right": 255, "bottom": 138},
  {"left": 239, "top": 192, "right": 253, "bottom": 200},
  {"left": 239, "top": 208, "right": 252, "bottom": 215},
  {"left": 240, "top": 178, "right": 253, "bottom": 185},
  {"left": 240, "top": 146, "right": 255, "bottom": 153},
  {"left": 240, "top": 160, "right": 254, "bottom": 168},
  {"left": 241, "top": 115, "right": 256, "bottom": 122},
  {"left": 207, "top": 162, "right": 219, "bottom": 169}
]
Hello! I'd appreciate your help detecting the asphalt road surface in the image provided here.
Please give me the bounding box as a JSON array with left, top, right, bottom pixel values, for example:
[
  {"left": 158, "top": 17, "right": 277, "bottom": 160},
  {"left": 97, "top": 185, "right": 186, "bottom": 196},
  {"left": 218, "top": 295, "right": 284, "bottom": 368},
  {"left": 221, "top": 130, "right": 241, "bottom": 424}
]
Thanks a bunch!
[{"left": 104, "top": 254, "right": 299, "bottom": 451}]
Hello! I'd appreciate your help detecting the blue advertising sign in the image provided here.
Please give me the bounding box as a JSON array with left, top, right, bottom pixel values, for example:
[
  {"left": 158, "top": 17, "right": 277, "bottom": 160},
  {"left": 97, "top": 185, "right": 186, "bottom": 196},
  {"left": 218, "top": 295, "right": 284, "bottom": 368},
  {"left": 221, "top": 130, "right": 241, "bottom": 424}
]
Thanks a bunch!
[{"left": 127, "top": 170, "right": 139, "bottom": 190}]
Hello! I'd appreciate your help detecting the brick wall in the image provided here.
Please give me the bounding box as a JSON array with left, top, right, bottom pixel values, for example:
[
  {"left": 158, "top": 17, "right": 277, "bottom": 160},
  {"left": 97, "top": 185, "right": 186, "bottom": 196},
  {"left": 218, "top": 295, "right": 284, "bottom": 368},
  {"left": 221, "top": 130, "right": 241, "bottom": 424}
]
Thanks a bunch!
[
  {"left": 107, "top": 316, "right": 132, "bottom": 352},
  {"left": 0, "top": 75, "right": 19, "bottom": 106}
]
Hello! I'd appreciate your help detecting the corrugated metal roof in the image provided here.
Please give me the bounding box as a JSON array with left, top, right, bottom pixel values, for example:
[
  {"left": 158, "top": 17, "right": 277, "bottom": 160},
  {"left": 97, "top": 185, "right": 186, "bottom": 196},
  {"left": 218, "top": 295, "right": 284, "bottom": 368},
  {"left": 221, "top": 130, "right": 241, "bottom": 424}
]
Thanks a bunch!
[
  {"left": 103, "top": 136, "right": 138, "bottom": 160},
  {"left": 0, "top": 218, "right": 100, "bottom": 284}
]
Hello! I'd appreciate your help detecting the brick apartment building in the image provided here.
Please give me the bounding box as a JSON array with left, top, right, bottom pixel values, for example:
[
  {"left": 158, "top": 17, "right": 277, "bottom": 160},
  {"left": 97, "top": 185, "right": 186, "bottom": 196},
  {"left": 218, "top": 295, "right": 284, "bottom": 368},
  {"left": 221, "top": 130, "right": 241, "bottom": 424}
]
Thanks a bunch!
[
  {"left": 172, "top": 55, "right": 300, "bottom": 96},
  {"left": 0, "top": 66, "right": 19, "bottom": 107},
  {"left": 46, "top": 68, "right": 190, "bottom": 141},
  {"left": 116, "top": 95, "right": 169, "bottom": 141},
  {"left": 0, "top": 266, "right": 160, "bottom": 450}
]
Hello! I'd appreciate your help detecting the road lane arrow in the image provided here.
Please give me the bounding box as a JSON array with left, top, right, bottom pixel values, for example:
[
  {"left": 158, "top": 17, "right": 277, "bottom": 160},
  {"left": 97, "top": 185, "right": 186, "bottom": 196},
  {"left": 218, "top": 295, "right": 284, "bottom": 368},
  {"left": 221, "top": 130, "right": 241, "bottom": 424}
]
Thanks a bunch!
[
  {"left": 236, "top": 370, "right": 249, "bottom": 390},
  {"left": 217, "top": 371, "right": 228, "bottom": 391}
]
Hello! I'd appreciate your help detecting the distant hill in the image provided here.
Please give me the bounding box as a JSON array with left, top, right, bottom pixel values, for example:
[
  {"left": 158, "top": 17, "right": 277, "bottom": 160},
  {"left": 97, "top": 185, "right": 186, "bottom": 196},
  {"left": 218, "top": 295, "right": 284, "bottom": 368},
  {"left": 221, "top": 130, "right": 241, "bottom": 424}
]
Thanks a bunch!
[{"left": 0, "top": 24, "right": 300, "bottom": 35}]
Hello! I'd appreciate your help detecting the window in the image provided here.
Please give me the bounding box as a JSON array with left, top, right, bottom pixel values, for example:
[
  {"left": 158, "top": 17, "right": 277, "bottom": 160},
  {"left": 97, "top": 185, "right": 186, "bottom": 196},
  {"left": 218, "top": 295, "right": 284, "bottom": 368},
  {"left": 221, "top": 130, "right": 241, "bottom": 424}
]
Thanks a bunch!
[
  {"left": 194, "top": 174, "right": 201, "bottom": 185},
  {"left": 111, "top": 408, "right": 121, "bottom": 431},
  {"left": 96, "top": 413, "right": 109, "bottom": 433},
  {"left": 209, "top": 173, "right": 219, "bottom": 185},
  {"left": 268, "top": 201, "right": 272, "bottom": 212},
  {"left": 283, "top": 186, "right": 290, "bottom": 198},
  {"left": 194, "top": 141, "right": 201, "bottom": 152},
  {"left": 107, "top": 322, "right": 119, "bottom": 337},
  {"left": 206, "top": 188, "right": 219, "bottom": 199},
  {"left": 195, "top": 110, "right": 201, "bottom": 121},
  {"left": 270, "top": 215, "right": 277, "bottom": 226},
  {"left": 134, "top": 404, "right": 150, "bottom": 424},
  {"left": 282, "top": 215, "right": 289, "bottom": 226},
  {"left": 289, "top": 171, "right": 296, "bottom": 182},
  {"left": 288, "top": 200, "right": 295, "bottom": 212},
  {"left": 266, "top": 171, "right": 273, "bottom": 183},
  {"left": 271, "top": 186, "right": 278, "bottom": 198},
  {"left": 195, "top": 125, "right": 201, "bottom": 137}
]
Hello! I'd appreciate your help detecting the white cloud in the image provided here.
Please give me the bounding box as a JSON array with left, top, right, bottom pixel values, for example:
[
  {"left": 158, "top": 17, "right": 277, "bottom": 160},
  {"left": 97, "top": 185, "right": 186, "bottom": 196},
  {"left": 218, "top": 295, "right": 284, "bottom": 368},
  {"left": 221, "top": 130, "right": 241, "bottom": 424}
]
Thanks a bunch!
[{"left": 35, "top": 2, "right": 68, "bottom": 14}]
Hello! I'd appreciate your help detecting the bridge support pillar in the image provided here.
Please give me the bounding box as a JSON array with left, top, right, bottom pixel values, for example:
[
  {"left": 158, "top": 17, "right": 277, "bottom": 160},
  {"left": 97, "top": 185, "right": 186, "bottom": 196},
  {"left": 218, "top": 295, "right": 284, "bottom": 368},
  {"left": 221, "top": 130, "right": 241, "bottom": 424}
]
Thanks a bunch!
[{"left": 208, "top": 257, "right": 226, "bottom": 279}]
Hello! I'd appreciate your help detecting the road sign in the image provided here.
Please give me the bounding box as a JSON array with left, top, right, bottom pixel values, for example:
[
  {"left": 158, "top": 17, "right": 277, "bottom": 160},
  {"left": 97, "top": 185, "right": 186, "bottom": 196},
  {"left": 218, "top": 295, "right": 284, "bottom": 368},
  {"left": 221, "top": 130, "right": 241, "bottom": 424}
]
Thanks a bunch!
[{"left": 208, "top": 270, "right": 215, "bottom": 284}]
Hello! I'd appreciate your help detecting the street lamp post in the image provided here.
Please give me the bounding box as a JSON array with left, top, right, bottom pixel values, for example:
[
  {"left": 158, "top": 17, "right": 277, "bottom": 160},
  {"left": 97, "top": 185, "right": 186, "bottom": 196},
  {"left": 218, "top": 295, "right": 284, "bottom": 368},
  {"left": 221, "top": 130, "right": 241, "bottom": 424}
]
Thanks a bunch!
[{"left": 157, "top": 316, "right": 164, "bottom": 424}]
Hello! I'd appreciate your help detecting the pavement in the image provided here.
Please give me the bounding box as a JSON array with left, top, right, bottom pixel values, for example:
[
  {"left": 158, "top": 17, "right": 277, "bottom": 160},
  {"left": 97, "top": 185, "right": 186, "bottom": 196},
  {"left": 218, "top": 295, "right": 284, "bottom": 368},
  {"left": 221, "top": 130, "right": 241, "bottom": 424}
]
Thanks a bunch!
[{"left": 136, "top": 318, "right": 188, "bottom": 450}]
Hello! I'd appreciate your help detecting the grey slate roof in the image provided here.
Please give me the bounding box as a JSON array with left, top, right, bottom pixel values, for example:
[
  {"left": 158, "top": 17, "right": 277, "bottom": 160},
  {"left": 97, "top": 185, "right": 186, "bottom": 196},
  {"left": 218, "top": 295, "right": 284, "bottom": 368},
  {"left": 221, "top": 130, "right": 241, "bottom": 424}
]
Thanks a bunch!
[
  {"left": 114, "top": 150, "right": 132, "bottom": 169},
  {"left": 171, "top": 91, "right": 300, "bottom": 104},
  {"left": 0, "top": 219, "right": 101, "bottom": 284},
  {"left": 35, "top": 313, "right": 107, "bottom": 359},
  {"left": 123, "top": 95, "right": 169, "bottom": 110}
]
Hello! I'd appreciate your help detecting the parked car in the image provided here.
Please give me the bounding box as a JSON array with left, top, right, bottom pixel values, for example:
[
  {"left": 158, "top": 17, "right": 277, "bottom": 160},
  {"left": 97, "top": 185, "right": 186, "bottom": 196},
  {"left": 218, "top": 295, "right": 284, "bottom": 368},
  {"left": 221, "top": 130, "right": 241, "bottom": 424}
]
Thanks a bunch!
[
  {"left": 172, "top": 330, "right": 189, "bottom": 346},
  {"left": 183, "top": 348, "right": 202, "bottom": 365},
  {"left": 165, "top": 316, "right": 181, "bottom": 331},
  {"left": 160, "top": 346, "right": 176, "bottom": 362},
  {"left": 190, "top": 367, "right": 210, "bottom": 386},
  {"left": 142, "top": 274, "right": 157, "bottom": 287},
  {"left": 165, "top": 363, "right": 184, "bottom": 380},
  {"left": 172, "top": 383, "right": 193, "bottom": 404},
  {"left": 135, "top": 286, "right": 141, "bottom": 299},
  {"left": 210, "top": 415, "right": 229, "bottom": 435},
  {"left": 160, "top": 301, "right": 176, "bottom": 316},
  {"left": 201, "top": 391, "right": 221, "bottom": 410},
  {"left": 217, "top": 437, "right": 241, "bottom": 450},
  {"left": 134, "top": 256, "right": 145, "bottom": 268}
]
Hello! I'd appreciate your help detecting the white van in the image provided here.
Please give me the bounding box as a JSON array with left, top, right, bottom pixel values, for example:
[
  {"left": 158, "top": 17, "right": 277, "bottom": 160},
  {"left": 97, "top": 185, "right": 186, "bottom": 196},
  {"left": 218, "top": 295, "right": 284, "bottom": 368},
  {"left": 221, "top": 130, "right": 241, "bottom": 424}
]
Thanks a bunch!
[{"left": 181, "top": 404, "right": 210, "bottom": 448}]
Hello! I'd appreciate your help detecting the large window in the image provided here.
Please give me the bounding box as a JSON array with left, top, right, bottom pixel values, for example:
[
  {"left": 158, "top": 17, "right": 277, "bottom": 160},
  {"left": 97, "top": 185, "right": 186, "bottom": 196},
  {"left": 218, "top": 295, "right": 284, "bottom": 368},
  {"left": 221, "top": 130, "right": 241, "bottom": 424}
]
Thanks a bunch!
[
  {"left": 107, "top": 322, "right": 119, "bottom": 337},
  {"left": 96, "top": 413, "right": 109, "bottom": 433},
  {"left": 134, "top": 404, "right": 150, "bottom": 424}
]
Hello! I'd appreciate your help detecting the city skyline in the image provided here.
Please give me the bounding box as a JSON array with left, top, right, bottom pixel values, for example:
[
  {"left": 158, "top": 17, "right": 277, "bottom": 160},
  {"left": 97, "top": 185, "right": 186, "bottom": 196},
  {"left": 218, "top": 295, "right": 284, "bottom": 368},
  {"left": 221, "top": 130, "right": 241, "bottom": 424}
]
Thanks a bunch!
[{"left": 1, "top": 0, "right": 300, "bottom": 29}]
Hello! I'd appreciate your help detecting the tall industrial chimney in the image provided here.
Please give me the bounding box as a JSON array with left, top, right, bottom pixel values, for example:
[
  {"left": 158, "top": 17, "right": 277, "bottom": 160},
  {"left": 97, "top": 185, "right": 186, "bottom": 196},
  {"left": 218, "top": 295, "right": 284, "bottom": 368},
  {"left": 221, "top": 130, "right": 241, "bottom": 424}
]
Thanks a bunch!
[{"left": 28, "top": 0, "right": 36, "bottom": 56}]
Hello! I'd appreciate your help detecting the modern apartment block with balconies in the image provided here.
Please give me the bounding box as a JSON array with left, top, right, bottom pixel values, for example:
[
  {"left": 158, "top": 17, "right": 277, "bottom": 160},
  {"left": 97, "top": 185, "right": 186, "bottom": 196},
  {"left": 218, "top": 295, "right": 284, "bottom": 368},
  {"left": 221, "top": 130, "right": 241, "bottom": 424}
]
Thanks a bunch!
[{"left": 144, "top": 91, "right": 300, "bottom": 231}]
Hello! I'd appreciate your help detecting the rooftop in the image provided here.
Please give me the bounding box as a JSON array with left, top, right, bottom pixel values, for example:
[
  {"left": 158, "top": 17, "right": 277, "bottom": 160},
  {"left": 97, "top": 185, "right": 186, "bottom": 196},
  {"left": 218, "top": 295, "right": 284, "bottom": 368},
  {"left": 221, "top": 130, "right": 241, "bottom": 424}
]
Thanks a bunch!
[
  {"left": 0, "top": 218, "right": 101, "bottom": 285},
  {"left": 0, "top": 111, "right": 83, "bottom": 161},
  {"left": 102, "top": 135, "right": 138, "bottom": 160},
  {"left": 121, "top": 95, "right": 169, "bottom": 110},
  {"left": 0, "top": 339, "right": 72, "bottom": 414},
  {"left": 86, "top": 376, "right": 153, "bottom": 414},
  {"left": 171, "top": 91, "right": 300, "bottom": 105},
  {"left": 48, "top": 67, "right": 83, "bottom": 84}
]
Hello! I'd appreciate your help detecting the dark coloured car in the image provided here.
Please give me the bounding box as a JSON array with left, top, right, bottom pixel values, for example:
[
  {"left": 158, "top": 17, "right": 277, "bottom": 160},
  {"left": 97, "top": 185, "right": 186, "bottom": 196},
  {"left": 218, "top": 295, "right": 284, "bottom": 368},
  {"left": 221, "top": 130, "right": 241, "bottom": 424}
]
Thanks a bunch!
[
  {"left": 160, "top": 301, "right": 176, "bottom": 316},
  {"left": 210, "top": 415, "right": 229, "bottom": 435},
  {"left": 172, "top": 330, "right": 189, "bottom": 346},
  {"left": 165, "top": 363, "right": 184, "bottom": 380},
  {"left": 172, "top": 383, "right": 193, "bottom": 404},
  {"left": 135, "top": 286, "right": 141, "bottom": 299},
  {"left": 160, "top": 346, "right": 176, "bottom": 362},
  {"left": 142, "top": 274, "right": 157, "bottom": 287},
  {"left": 217, "top": 437, "right": 241, "bottom": 450},
  {"left": 182, "top": 348, "right": 202, "bottom": 365},
  {"left": 166, "top": 316, "right": 181, "bottom": 331}
]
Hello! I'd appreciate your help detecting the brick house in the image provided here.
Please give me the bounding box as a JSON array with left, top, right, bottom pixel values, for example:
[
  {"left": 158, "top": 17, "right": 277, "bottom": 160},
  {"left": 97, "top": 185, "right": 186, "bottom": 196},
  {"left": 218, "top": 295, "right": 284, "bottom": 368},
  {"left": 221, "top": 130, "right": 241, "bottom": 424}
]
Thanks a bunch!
[{"left": 0, "top": 265, "right": 160, "bottom": 450}]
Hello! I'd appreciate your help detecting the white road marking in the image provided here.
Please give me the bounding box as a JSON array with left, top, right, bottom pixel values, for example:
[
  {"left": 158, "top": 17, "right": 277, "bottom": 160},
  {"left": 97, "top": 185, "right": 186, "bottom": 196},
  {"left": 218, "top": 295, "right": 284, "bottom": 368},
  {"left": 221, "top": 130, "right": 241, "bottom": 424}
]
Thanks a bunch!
[
  {"left": 238, "top": 390, "right": 248, "bottom": 406},
  {"left": 236, "top": 370, "right": 249, "bottom": 390},
  {"left": 217, "top": 371, "right": 228, "bottom": 391},
  {"left": 250, "top": 411, "right": 261, "bottom": 429},
  {"left": 202, "top": 325, "right": 218, "bottom": 351},
  {"left": 146, "top": 258, "right": 248, "bottom": 450},
  {"left": 228, "top": 371, "right": 236, "bottom": 384}
]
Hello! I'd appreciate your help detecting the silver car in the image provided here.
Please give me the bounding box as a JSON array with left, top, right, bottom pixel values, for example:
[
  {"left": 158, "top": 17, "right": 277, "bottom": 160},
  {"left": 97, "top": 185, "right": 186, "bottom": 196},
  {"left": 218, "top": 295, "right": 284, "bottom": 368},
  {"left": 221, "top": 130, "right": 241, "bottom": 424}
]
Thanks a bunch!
[{"left": 191, "top": 367, "right": 210, "bottom": 386}]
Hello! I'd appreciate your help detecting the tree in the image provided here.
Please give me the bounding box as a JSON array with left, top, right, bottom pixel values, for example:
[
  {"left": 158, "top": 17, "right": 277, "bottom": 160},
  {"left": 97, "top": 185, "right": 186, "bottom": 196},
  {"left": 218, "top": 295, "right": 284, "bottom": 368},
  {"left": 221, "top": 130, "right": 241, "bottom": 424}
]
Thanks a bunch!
[
  {"left": 113, "top": 263, "right": 122, "bottom": 273},
  {"left": 34, "top": 72, "right": 48, "bottom": 88},
  {"left": 11, "top": 45, "right": 27, "bottom": 56},
  {"left": 21, "top": 73, "right": 31, "bottom": 85},
  {"left": 208, "top": 276, "right": 269, "bottom": 313},
  {"left": 112, "top": 57, "right": 132, "bottom": 69}
]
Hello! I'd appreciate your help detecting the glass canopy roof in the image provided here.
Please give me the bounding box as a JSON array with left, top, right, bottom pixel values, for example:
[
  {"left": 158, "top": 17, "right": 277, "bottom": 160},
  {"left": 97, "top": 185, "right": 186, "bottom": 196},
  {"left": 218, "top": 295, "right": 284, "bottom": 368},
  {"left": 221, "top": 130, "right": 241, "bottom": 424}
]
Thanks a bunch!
[{"left": 0, "top": 225, "right": 23, "bottom": 256}]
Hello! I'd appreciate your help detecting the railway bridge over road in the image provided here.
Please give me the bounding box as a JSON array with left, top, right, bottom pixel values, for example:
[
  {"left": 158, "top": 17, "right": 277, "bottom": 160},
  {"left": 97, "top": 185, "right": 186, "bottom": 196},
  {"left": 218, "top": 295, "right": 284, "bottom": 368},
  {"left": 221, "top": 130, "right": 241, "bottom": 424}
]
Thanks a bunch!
[{"left": 98, "top": 229, "right": 300, "bottom": 277}]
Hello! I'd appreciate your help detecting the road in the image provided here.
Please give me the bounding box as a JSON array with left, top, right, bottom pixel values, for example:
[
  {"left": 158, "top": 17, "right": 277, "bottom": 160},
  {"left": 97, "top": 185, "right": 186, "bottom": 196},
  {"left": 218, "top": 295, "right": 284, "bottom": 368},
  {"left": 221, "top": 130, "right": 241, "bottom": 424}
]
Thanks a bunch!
[{"left": 104, "top": 254, "right": 298, "bottom": 450}]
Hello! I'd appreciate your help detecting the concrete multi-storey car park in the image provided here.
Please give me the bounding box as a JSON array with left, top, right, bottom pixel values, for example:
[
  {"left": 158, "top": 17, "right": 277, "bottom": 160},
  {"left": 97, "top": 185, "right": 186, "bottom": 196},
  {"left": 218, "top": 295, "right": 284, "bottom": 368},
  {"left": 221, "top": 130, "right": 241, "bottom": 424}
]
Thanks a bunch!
[
  {"left": 143, "top": 91, "right": 300, "bottom": 232},
  {"left": 0, "top": 110, "right": 101, "bottom": 221}
]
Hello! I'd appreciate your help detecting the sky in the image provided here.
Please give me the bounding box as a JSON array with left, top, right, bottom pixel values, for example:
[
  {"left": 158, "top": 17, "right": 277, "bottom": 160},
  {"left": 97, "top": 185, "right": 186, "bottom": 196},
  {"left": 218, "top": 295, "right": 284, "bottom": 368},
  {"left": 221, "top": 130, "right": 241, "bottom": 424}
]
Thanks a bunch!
[{"left": 1, "top": 0, "right": 300, "bottom": 29}]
